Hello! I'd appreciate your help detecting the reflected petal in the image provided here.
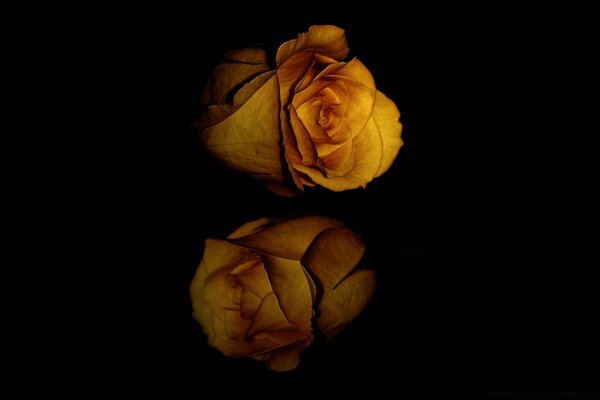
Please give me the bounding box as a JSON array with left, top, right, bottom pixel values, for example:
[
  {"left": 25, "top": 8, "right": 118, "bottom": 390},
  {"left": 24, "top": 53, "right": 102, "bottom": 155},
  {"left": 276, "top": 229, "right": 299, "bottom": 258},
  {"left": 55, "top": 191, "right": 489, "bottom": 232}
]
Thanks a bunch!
[
  {"left": 246, "top": 292, "right": 295, "bottom": 337},
  {"left": 265, "top": 337, "right": 313, "bottom": 372},
  {"left": 261, "top": 255, "right": 314, "bottom": 334},
  {"left": 190, "top": 261, "right": 214, "bottom": 338},
  {"left": 228, "top": 215, "right": 345, "bottom": 260},
  {"left": 301, "top": 227, "right": 376, "bottom": 341}
]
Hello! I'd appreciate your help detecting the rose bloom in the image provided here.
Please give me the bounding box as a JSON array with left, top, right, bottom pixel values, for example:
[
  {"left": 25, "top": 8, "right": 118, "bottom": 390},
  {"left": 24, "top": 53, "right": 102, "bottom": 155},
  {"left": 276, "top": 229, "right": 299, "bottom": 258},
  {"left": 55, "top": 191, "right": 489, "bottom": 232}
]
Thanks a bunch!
[
  {"left": 197, "top": 25, "right": 403, "bottom": 195},
  {"left": 190, "top": 216, "right": 376, "bottom": 371}
]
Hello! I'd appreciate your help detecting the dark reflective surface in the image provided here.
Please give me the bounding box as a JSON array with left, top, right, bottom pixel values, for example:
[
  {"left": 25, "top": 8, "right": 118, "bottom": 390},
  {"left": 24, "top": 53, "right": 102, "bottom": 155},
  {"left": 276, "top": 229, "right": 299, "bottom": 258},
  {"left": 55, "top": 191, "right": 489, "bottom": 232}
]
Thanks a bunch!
[{"left": 96, "top": 8, "right": 598, "bottom": 396}]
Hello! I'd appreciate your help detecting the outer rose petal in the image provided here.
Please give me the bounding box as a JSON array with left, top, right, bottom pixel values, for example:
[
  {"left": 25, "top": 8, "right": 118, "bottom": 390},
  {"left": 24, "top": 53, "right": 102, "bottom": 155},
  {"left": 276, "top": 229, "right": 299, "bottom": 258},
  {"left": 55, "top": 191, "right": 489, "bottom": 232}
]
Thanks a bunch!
[
  {"left": 246, "top": 292, "right": 295, "bottom": 336},
  {"left": 277, "top": 51, "right": 315, "bottom": 189},
  {"left": 227, "top": 218, "right": 272, "bottom": 239},
  {"left": 192, "top": 259, "right": 284, "bottom": 357},
  {"left": 261, "top": 255, "right": 314, "bottom": 334},
  {"left": 293, "top": 117, "right": 383, "bottom": 191},
  {"left": 301, "top": 227, "right": 376, "bottom": 341},
  {"left": 190, "top": 260, "right": 213, "bottom": 339},
  {"left": 228, "top": 215, "right": 345, "bottom": 260},
  {"left": 201, "top": 48, "right": 270, "bottom": 106},
  {"left": 372, "top": 90, "right": 403, "bottom": 177},
  {"left": 200, "top": 72, "right": 285, "bottom": 181},
  {"left": 232, "top": 70, "right": 275, "bottom": 108},
  {"left": 208, "top": 312, "right": 284, "bottom": 357},
  {"left": 197, "top": 71, "right": 276, "bottom": 131},
  {"left": 276, "top": 25, "right": 349, "bottom": 67},
  {"left": 201, "top": 238, "right": 255, "bottom": 275},
  {"left": 265, "top": 337, "right": 313, "bottom": 372}
]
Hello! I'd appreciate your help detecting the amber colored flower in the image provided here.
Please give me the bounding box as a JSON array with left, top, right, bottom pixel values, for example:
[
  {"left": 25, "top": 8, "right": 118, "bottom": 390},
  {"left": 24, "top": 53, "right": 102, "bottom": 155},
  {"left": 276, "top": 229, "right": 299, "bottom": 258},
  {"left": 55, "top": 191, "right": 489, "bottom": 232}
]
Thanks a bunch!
[
  {"left": 190, "top": 216, "right": 376, "bottom": 371},
  {"left": 197, "top": 25, "right": 403, "bottom": 195}
]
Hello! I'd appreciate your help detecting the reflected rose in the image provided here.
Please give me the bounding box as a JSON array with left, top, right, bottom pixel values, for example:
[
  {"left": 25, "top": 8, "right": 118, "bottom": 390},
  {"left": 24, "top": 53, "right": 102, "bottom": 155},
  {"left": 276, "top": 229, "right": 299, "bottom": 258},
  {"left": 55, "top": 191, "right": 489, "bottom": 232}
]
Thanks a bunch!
[
  {"left": 190, "top": 216, "right": 376, "bottom": 371},
  {"left": 197, "top": 25, "right": 403, "bottom": 195}
]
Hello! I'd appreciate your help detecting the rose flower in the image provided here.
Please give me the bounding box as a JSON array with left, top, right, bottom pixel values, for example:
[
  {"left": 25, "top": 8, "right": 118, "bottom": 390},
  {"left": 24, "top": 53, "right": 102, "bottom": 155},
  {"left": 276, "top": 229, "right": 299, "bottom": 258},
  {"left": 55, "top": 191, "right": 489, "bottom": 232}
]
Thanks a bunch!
[
  {"left": 190, "top": 216, "right": 376, "bottom": 371},
  {"left": 197, "top": 25, "right": 403, "bottom": 195}
]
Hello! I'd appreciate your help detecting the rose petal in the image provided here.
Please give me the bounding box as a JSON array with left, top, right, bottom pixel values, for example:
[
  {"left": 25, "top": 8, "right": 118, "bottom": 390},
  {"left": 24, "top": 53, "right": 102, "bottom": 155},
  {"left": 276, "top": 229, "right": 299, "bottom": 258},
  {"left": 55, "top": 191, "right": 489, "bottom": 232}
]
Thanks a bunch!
[
  {"left": 232, "top": 70, "right": 276, "bottom": 107},
  {"left": 261, "top": 255, "right": 314, "bottom": 334},
  {"left": 246, "top": 292, "right": 295, "bottom": 337},
  {"left": 228, "top": 215, "right": 345, "bottom": 260},
  {"left": 293, "top": 117, "right": 383, "bottom": 191},
  {"left": 301, "top": 227, "right": 365, "bottom": 288},
  {"left": 293, "top": 54, "right": 343, "bottom": 95},
  {"left": 300, "top": 175, "right": 316, "bottom": 186},
  {"left": 213, "top": 315, "right": 303, "bottom": 358},
  {"left": 301, "top": 265, "right": 317, "bottom": 304},
  {"left": 277, "top": 51, "right": 314, "bottom": 107},
  {"left": 301, "top": 227, "right": 376, "bottom": 341},
  {"left": 332, "top": 58, "right": 376, "bottom": 93},
  {"left": 276, "top": 25, "right": 349, "bottom": 67},
  {"left": 277, "top": 51, "right": 315, "bottom": 190},
  {"left": 318, "top": 269, "right": 376, "bottom": 340},
  {"left": 327, "top": 83, "right": 375, "bottom": 142},
  {"left": 209, "top": 312, "right": 281, "bottom": 357},
  {"left": 202, "top": 267, "right": 239, "bottom": 319},
  {"left": 293, "top": 59, "right": 319, "bottom": 94},
  {"left": 230, "top": 260, "right": 272, "bottom": 300},
  {"left": 239, "top": 286, "right": 262, "bottom": 320},
  {"left": 289, "top": 105, "right": 318, "bottom": 165},
  {"left": 224, "top": 309, "right": 250, "bottom": 340},
  {"left": 227, "top": 218, "right": 272, "bottom": 239},
  {"left": 294, "top": 95, "right": 332, "bottom": 143},
  {"left": 372, "top": 90, "right": 403, "bottom": 177},
  {"left": 292, "top": 75, "right": 346, "bottom": 111},
  {"left": 197, "top": 70, "right": 275, "bottom": 131},
  {"left": 200, "top": 73, "right": 285, "bottom": 181},
  {"left": 201, "top": 48, "right": 270, "bottom": 106},
  {"left": 190, "top": 261, "right": 214, "bottom": 339},
  {"left": 265, "top": 337, "right": 313, "bottom": 372},
  {"left": 295, "top": 86, "right": 349, "bottom": 147},
  {"left": 196, "top": 239, "right": 261, "bottom": 320},
  {"left": 194, "top": 104, "right": 233, "bottom": 131},
  {"left": 201, "top": 238, "right": 254, "bottom": 275},
  {"left": 316, "top": 140, "right": 356, "bottom": 178}
]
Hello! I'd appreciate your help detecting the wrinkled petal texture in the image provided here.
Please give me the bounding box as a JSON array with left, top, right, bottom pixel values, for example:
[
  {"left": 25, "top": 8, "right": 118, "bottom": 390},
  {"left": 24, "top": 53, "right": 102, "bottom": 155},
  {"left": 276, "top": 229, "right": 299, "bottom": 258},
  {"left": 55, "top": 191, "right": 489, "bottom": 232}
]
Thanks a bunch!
[
  {"left": 200, "top": 72, "right": 285, "bottom": 181},
  {"left": 301, "top": 227, "right": 376, "bottom": 341},
  {"left": 201, "top": 48, "right": 270, "bottom": 106}
]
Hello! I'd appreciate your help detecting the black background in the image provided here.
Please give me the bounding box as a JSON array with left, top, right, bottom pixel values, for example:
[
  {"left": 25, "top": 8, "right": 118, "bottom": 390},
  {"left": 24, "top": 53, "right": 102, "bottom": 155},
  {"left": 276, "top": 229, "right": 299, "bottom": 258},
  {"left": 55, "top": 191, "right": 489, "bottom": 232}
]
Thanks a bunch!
[{"left": 85, "top": 6, "right": 598, "bottom": 397}]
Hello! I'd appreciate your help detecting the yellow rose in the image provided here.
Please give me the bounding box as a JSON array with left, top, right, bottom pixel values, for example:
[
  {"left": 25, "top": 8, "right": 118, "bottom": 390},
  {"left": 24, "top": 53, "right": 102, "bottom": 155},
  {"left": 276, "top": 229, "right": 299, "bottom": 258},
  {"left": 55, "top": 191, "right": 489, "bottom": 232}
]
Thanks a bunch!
[
  {"left": 190, "top": 216, "right": 376, "bottom": 371},
  {"left": 197, "top": 25, "right": 403, "bottom": 195}
]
